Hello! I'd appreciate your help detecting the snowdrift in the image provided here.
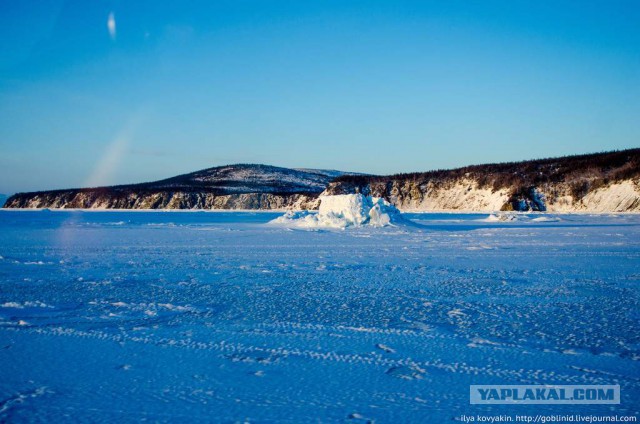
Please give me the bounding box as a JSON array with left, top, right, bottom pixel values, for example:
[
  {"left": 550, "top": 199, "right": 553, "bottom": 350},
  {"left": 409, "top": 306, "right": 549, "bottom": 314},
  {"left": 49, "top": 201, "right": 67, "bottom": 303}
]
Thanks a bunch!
[
  {"left": 481, "top": 213, "right": 562, "bottom": 223},
  {"left": 271, "top": 194, "right": 402, "bottom": 228}
]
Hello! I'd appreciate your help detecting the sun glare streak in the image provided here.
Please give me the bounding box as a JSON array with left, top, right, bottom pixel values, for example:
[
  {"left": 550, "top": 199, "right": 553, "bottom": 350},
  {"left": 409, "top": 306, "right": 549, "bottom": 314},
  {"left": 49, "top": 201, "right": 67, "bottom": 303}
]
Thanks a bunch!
[
  {"left": 85, "top": 111, "right": 146, "bottom": 189},
  {"left": 55, "top": 114, "right": 143, "bottom": 247},
  {"left": 85, "top": 132, "right": 130, "bottom": 188}
]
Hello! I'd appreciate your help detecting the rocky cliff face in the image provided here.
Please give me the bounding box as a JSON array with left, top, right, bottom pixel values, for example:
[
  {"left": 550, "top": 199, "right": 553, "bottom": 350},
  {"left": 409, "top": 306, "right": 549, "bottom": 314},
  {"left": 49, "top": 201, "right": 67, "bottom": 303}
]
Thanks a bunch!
[
  {"left": 3, "top": 164, "right": 335, "bottom": 210},
  {"left": 4, "top": 150, "right": 640, "bottom": 212},
  {"left": 323, "top": 178, "right": 640, "bottom": 212},
  {"left": 324, "top": 149, "right": 640, "bottom": 213},
  {"left": 4, "top": 190, "right": 320, "bottom": 210}
]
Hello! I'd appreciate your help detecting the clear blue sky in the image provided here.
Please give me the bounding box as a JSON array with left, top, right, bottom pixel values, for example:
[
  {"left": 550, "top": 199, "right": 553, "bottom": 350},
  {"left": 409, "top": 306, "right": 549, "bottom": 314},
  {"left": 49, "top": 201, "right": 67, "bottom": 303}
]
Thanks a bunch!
[{"left": 0, "top": 0, "right": 638, "bottom": 193}]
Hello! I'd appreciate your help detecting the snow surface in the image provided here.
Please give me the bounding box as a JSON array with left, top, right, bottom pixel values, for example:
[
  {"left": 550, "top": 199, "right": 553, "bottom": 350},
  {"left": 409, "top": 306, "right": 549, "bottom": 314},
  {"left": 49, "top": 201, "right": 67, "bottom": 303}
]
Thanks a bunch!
[
  {"left": 271, "top": 194, "right": 402, "bottom": 228},
  {"left": 0, "top": 210, "right": 639, "bottom": 421},
  {"left": 189, "top": 165, "right": 341, "bottom": 193},
  {"left": 293, "top": 168, "right": 350, "bottom": 179}
]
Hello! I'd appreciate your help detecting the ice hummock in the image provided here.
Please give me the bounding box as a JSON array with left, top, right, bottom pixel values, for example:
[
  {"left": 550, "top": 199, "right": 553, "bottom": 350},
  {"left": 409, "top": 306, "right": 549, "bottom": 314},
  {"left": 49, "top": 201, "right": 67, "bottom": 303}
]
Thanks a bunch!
[
  {"left": 482, "top": 213, "right": 562, "bottom": 223},
  {"left": 484, "top": 212, "right": 519, "bottom": 222},
  {"left": 271, "top": 194, "right": 402, "bottom": 228}
]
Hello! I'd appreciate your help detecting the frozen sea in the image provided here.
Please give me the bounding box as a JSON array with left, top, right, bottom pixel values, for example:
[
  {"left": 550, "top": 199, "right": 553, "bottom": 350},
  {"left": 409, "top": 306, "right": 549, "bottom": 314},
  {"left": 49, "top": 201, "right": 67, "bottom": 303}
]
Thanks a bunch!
[{"left": 0, "top": 210, "right": 639, "bottom": 422}]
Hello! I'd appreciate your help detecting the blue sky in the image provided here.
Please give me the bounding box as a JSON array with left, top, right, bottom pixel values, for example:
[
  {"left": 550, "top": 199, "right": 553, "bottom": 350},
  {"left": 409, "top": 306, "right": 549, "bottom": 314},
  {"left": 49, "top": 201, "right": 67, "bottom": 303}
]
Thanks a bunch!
[{"left": 0, "top": 0, "right": 638, "bottom": 193}]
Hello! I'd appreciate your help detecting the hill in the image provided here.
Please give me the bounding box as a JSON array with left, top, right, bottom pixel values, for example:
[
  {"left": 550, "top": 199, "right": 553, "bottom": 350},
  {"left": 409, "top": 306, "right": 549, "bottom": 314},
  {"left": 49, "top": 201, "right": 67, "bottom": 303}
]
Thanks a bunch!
[{"left": 3, "top": 165, "right": 352, "bottom": 210}]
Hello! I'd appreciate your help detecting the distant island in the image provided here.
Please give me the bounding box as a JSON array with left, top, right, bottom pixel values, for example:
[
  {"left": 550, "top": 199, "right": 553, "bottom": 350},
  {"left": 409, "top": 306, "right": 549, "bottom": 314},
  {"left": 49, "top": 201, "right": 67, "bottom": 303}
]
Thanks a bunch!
[{"left": 3, "top": 149, "right": 639, "bottom": 212}]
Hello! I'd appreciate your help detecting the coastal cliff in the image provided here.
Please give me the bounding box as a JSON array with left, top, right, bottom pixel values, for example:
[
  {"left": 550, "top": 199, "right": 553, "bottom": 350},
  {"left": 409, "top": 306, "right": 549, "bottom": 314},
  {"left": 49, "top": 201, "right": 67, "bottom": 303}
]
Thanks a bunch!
[
  {"left": 323, "top": 149, "right": 640, "bottom": 212},
  {"left": 4, "top": 149, "right": 639, "bottom": 212}
]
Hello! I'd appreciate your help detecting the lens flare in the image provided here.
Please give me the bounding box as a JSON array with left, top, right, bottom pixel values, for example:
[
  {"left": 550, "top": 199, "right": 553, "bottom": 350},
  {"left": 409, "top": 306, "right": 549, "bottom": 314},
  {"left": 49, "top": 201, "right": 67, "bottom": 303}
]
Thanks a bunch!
[{"left": 107, "top": 12, "right": 116, "bottom": 40}]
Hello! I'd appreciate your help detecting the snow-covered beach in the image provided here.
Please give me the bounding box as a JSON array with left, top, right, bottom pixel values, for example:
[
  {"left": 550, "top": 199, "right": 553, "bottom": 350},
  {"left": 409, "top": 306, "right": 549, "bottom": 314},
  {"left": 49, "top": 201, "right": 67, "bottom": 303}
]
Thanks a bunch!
[{"left": 1, "top": 207, "right": 639, "bottom": 421}]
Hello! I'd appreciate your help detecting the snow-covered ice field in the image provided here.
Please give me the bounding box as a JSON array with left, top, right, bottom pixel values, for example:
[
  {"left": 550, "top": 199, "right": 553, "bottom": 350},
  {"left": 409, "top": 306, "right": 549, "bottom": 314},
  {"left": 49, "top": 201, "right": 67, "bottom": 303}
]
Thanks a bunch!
[{"left": 0, "top": 210, "right": 639, "bottom": 422}]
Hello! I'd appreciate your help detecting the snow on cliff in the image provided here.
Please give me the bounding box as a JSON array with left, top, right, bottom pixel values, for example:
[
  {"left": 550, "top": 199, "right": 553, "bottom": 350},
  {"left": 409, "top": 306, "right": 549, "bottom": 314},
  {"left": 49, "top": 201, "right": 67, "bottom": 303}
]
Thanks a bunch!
[
  {"left": 548, "top": 180, "right": 640, "bottom": 213},
  {"left": 185, "top": 165, "right": 353, "bottom": 194},
  {"left": 271, "top": 194, "right": 402, "bottom": 228}
]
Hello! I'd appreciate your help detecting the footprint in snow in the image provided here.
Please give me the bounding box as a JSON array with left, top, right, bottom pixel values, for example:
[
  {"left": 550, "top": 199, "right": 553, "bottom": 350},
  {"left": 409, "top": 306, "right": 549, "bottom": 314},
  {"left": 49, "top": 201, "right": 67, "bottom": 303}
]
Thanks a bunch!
[
  {"left": 375, "top": 343, "right": 396, "bottom": 353},
  {"left": 226, "top": 351, "right": 282, "bottom": 364},
  {"left": 385, "top": 364, "right": 427, "bottom": 380},
  {"left": 347, "top": 412, "right": 374, "bottom": 423}
]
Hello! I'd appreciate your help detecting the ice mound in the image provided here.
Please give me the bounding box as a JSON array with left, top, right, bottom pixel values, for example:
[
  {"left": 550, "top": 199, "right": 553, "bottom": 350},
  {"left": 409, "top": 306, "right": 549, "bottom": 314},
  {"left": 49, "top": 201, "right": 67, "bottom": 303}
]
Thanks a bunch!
[
  {"left": 531, "top": 216, "right": 562, "bottom": 222},
  {"left": 482, "top": 213, "right": 562, "bottom": 223},
  {"left": 483, "top": 213, "right": 520, "bottom": 222},
  {"left": 271, "top": 194, "right": 402, "bottom": 228}
]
